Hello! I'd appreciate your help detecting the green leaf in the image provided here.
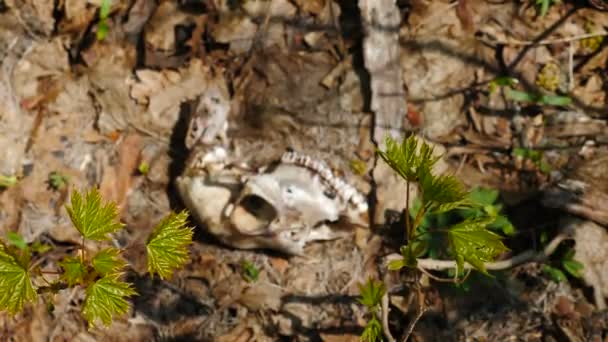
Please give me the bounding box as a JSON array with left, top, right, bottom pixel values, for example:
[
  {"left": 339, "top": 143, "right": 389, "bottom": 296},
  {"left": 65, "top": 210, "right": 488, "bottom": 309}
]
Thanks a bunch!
[
  {"left": 506, "top": 89, "right": 538, "bottom": 102},
  {"left": 0, "top": 175, "right": 17, "bottom": 188},
  {"left": 0, "top": 243, "right": 37, "bottom": 314},
  {"left": 92, "top": 248, "right": 127, "bottom": 277},
  {"left": 82, "top": 274, "right": 137, "bottom": 329},
  {"left": 361, "top": 316, "right": 382, "bottom": 342},
  {"left": 489, "top": 215, "right": 516, "bottom": 236},
  {"left": 447, "top": 217, "right": 509, "bottom": 275},
  {"left": 419, "top": 169, "right": 468, "bottom": 206},
  {"left": 137, "top": 161, "right": 150, "bottom": 175},
  {"left": 146, "top": 210, "right": 194, "bottom": 280},
  {"left": 48, "top": 171, "right": 69, "bottom": 190},
  {"left": 65, "top": 188, "right": 124, "bottom": 241},
  {"left": 241, "top": 260, "right": 259, "bottom": 283},
  {"left": 543, "top": 265, "right": 567, "bottom": 282},
  {"left": 358, "top": 278, "right": 385, "bottom": 309},
  {"left": 468, "top": 187, "right": 499, "bottom": 206},
  {"left": 391, "top": 241, "right": 428, "bottom": 270},
  {"left": 377, "top": 135, "right": 439, "bottom": 182},
  {"left": 540, "top": 95, "right": 571, "bottom": 106},
  {"left": 6, "top": 232, "right": 27, "bottom": 250},
  {"left": 538, "top": 0, "right": 550, "bottom": 16},
  {"left": 562, "top": 260, "right": 583, "bottom": 279},
  {"left": 99, "top": 0, "right": 111, "bottom": 19},
  {"left": 59, "top": 256, "right": 87, "bottom": 287},
  {"left": 31, "top": 241, "right": 52, "bottom": 254}
]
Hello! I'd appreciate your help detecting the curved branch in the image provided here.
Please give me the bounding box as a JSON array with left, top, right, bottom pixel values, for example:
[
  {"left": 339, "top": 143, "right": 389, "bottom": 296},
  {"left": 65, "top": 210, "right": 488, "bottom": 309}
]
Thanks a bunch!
[{"left": 385, "top": 233, "right": 569, "bottom": 272}]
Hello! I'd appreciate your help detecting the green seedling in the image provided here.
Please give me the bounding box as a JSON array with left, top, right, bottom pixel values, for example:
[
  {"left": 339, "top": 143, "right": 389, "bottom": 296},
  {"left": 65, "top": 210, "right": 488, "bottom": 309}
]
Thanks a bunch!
[
  {"left": 48, "top": 171, "right": 69, "bottom": 190},
  {"left": 137, "top": 161, "right": 150, "bottom": 175},
  {"left": 358, "top": 278, "right": 385, "bottom": 342},
  {"left": 378, "top": 135, "right": 509, "bottom": 276},
  {"left": 535, "top": 0, "right": 560, "bottom": 17},
  {"left": 241, "top": 260, "right": 259, "bottom": 283},
  {"left": 97, "top": 0, "right": 112, "bottom": 41},
  {"left": 0, "top": 187, "right": 194, "bottom": 328},
  {"left": 543, "top": 248, "right": 583, "bottom": 283},
  {"left": 513, "top": 147, "right": 551, "bottom": 174}
]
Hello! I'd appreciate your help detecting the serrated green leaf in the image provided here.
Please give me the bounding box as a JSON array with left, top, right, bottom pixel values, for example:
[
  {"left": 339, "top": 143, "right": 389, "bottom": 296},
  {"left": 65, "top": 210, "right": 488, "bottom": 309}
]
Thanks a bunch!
[
  {"left": 146, "top": 210, "right": 194, "bottom": 280},
  {"left": 59, "top": 256, "right": 87, "bottom": 287},
  {"left": 361, "top": 316, "right": 382, "bottom": 342},
  {"left": 6, "top": 232, "right": 27, "bottom": 250},
  {"left": 92, "top": 248, "right": 127, "bottom": 277},
  {"left": 419, "top": 168, "right": 468, "bottom": 206},
  {"left": 0, "top": 243, "right": 37, "bottom": 315},
  {"left": 358, "top": 278, "right": 385, "bottom": 308},
  {"left": 562, "top": 260, "right": 583, "bottom": 278},
  {"left": 65, "top": 188, "right": 124, "bottom": 241},
  {"left": 468, "top": 187, "right": 499, "bottom": 206},
  {"left": 448, "top": 217, "right": 509, "bottom": 275},
  {"left": 82, "top": 275, "right": 136, "bottom": 329},
  {"left": 377, "top": 135, "right": 439, "bottom": 182},
  {"left": 543, "top": 265, "right": 567, "bottom": 282}
]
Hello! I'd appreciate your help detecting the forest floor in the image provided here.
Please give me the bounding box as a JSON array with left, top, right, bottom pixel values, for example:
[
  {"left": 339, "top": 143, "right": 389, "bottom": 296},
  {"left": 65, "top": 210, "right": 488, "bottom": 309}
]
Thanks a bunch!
[{"left": 0, "top": 0, "right": 607, "bottom": 341}]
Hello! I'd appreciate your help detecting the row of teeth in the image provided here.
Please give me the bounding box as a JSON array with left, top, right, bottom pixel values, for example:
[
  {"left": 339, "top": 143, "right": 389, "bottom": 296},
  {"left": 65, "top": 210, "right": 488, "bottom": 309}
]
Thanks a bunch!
[{"left": 281, "top": 150, "right": 368, "bottom": 213}]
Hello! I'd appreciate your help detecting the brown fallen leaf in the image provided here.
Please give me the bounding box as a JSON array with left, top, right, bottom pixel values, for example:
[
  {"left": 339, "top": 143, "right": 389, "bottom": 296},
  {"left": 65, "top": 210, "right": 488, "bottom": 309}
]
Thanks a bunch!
[{"left": 99, "top": 133, "right": 143, "bottom": 215}]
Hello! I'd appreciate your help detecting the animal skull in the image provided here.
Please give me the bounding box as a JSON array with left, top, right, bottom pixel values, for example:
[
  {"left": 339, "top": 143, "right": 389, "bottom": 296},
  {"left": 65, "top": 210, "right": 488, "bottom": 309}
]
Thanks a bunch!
[{"left": 176, "top": 151, "right": 368, "bottom": 255}]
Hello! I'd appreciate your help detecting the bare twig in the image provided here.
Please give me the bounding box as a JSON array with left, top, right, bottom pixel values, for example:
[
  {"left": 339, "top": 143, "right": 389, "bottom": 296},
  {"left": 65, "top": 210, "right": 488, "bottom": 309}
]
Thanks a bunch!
[
  {"left": 482, "top": 31, "right": 608, "bottom": 46},
  {"left": 568, "top": 41, "right": 574, "bottom": 91},
  {"left": 386, "top": 233, "right": 569, "bottom": 272},
  {"left": 381, "top": 292, "right": 396, "bottom": 342},
  {"left": 400, "top": 306, "right": 427, "bottom": 342}
]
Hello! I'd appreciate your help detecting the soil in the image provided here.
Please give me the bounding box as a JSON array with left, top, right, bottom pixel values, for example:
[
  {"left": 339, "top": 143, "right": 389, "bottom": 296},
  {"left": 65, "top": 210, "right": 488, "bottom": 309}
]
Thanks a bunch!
[{"left": 0, "top": 0, "right": 607, "bottom": 341}]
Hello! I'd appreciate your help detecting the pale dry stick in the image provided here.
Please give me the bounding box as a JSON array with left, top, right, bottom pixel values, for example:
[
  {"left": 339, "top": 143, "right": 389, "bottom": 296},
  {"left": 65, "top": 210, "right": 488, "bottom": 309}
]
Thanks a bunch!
[
  {"left": 401, "top": 306, "right": 428, "bottom": 342},
  {"left": 568, "top": 41, "right": 575, "bottom": 91},
  {"left": 381, "top": 292, "right": 396, "bottom": 342},
  {"left": 485, "top": 31, "right": 608, "bottom": 46},
  {"left": 385, "top": 233, "right": 569, "bottom": 272}
]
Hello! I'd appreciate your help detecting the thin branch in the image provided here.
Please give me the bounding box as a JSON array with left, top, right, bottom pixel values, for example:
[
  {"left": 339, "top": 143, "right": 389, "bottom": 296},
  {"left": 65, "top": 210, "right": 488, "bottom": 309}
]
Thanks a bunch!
[
  {"left": 484, "top": 31, "right": 608, "bottom": 46},
  {"left": 400, "top": 306, "right": 427, "bottom": 342},
  {"left": 405, "top": 180, "right": 411, "bottom": 239},
  {"left": 386, "top": 233, "right": 569, "bottom": 271},
  {"left": 381, "top": 293, "right": 396, "bottom": 342}
]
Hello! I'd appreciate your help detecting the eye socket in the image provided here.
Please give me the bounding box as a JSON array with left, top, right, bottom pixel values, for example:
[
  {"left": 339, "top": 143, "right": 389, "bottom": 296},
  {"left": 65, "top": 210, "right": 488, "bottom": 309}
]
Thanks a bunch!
[
  {"left": 239, "top": 195, "right": 278, "bottom": 224},
  {"left": 323, "top": 189, "right": 336, "bottom": 199}
]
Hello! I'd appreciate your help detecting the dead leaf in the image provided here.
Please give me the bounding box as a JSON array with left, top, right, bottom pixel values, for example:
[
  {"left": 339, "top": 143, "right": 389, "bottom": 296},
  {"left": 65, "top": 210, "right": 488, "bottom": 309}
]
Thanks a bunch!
[{"left": 99, "top": 134, "right": 143, "bottom": 215}]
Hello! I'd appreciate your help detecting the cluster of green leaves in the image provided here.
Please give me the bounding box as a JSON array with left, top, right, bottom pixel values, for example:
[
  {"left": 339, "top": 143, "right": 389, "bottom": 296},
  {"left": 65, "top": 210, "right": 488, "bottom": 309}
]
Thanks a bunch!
[
  {"left": 543, "top": 247, "right": 583, "bottom": 283},
  {"left": 404, "top": 187, "right": 515, "bottom": 262},
  {"left": 379, "top": 135, "right": 509, "bottom": 276},
  {"left": 97, "top": 0, "right": 112, "bottom": 41},
  {"left": 358, "top": 278, "right": 385, "bottom": 342},
  {"left": 513, "top": 147, "right": 551, "bottom": 174},
  {"left": 0, "top": 188, "right": 194, "bottom": 328},
  {"left": 488, "top": 75, "right": 571, "bottom": 106},
  {"left": 241, "top": 260, "right": 260, "bottom": 283}
]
